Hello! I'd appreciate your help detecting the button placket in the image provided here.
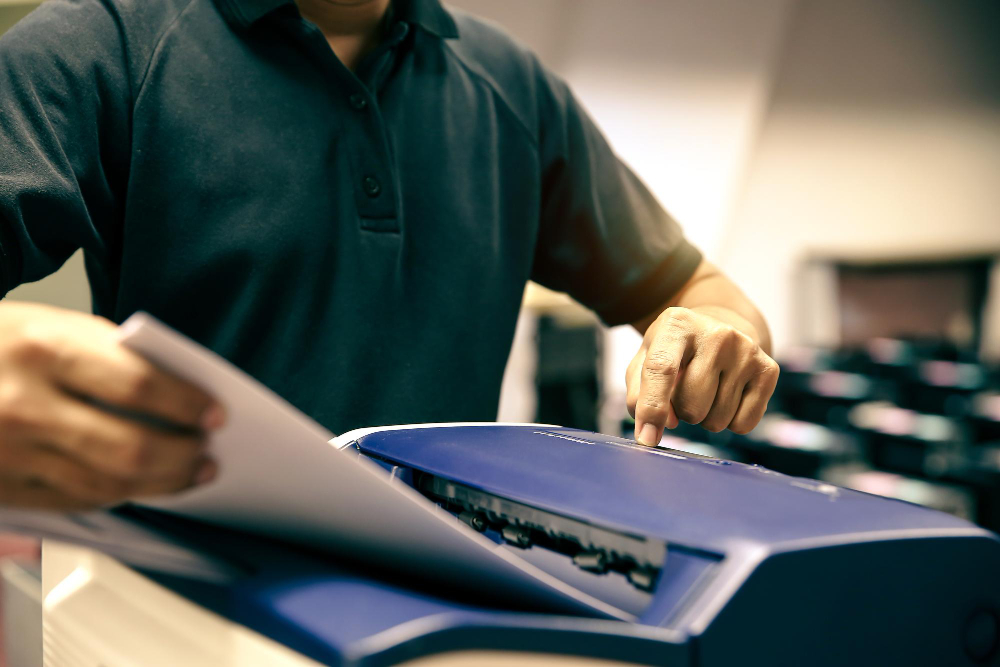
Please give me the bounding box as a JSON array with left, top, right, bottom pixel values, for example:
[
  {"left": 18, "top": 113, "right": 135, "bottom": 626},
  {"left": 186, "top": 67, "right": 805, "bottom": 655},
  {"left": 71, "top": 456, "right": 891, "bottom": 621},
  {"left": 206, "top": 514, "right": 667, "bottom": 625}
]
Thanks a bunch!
[
  {"left": 276, "top": 15, "right": 401, "bottom": 231},
  {"left": 345, "top": 97, "right": 398, "bottom": 228}
]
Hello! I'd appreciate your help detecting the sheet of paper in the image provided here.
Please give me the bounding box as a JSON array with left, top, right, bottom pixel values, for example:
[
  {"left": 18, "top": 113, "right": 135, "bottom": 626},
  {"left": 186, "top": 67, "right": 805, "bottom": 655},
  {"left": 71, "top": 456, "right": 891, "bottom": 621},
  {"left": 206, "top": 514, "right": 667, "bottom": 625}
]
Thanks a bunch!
[
  {"left": 0, "top": 509, "right": 239, "bottom": 582},
  {"left": 118, "top": 313, "right": 632, "bottom": 621}
]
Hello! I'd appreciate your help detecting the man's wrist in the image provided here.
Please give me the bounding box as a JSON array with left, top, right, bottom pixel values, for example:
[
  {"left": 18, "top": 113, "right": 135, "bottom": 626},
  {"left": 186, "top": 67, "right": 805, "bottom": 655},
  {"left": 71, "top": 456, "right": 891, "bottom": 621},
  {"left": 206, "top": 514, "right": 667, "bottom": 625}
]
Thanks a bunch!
[{"left": 686, "top": 305, "right": 763, "bottom": 348}]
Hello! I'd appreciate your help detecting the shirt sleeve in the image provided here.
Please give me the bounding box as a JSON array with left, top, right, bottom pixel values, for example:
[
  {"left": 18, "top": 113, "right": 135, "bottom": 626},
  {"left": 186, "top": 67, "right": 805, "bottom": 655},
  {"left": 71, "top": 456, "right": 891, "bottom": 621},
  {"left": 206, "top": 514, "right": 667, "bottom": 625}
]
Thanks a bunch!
[
  {"left": 530, "top": 64, "right": 702, "bottom": 327},
  {"left": 0, "top": 0, "right": 130, "bottom": 297}
]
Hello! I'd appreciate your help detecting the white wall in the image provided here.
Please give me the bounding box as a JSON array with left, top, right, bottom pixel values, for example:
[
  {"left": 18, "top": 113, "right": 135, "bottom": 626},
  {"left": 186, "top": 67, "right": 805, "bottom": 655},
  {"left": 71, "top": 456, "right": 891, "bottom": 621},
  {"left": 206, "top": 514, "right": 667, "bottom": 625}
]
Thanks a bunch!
[{"left": 719, "top": 0, "right": 1000, "bottom": 355}]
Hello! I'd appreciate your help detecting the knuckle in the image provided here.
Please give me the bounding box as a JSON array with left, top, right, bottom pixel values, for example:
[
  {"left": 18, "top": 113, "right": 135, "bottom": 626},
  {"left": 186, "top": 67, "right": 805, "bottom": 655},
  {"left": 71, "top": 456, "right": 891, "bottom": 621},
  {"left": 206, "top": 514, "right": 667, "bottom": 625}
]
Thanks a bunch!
[
  {"left": 120, "top": 369, "right": 158, "bottom": 404},
  {"left": 739, "top": 340, "right": 761, "bottom": 362},
  {"left": 672, "top": 404, "right": 695, "bottom": 423},
  {"left": 718, "top": 325, "right": 739, "bottom": 341},
  {"left": 636, "top": 397, "right": 671, "bottom": 423},
  {"left": 690, "top": 409, "right": 711, "bottom": 425},
  {"left": 5, "top": 331, "right": 57, "bottom": 366},
  {"left": 674, "top": 397, "right": 709, "bottom": 425},
  {"left": 660, "top": 307, "right": 690, "bottom": 327},
  {"left": 644, "top": 352, "right": 680, "bottom": 378},
  {"left": 671, "top": 398, "right": 690, "bottom": 419},
  {"left": 755, "top": 357, "right": 781, "bottom": 385},
  {"left": 638, "top": 391, "right": 669, "bottom": 410},
  {"left": 713, "top": 325, "right": 744, "bottom": 349},
  {"left": 734, "top": 409, "right": 765, "bottom": 434},
  {"left": 115, "top": 436, "right": 153, "bottom": 476},
  {"left": 729, "top": 419, "right": 754, "bottom": 435},
  {"left": 702, "top": 419, "right": 727, "bottom": 433},
  {"left": 0, "top": 381, "right": 39, "bottom": 430}
]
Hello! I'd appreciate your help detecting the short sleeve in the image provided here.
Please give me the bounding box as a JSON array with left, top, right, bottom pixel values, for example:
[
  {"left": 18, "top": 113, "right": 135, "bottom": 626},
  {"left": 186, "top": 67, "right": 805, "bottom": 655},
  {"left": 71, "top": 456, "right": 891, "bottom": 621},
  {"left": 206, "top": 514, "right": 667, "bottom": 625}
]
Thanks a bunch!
[
  {"left": 530, "top": 64, "right": 702, "bottom": 327},
  {"left": 0, "top": 0, "right": 130, "bottom": 297}
]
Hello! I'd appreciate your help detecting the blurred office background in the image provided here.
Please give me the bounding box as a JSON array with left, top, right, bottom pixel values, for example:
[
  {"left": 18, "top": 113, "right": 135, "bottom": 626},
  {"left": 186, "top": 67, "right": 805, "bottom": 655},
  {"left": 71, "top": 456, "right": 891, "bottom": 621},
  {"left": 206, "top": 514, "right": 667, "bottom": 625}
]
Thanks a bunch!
[{"left": 1, "top": 0, "right": 999, "bottom": 662}]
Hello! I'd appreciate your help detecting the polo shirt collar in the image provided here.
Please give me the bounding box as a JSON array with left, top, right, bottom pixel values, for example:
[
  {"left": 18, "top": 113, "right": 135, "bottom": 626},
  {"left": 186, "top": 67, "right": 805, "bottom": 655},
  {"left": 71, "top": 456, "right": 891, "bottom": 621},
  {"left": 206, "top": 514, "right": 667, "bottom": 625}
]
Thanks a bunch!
[
  {"left": 393, "top": 0, "right": 459, "bottom": 38},
  {"left": 219, "top": 0, "right": 459, "bottom": 38}
]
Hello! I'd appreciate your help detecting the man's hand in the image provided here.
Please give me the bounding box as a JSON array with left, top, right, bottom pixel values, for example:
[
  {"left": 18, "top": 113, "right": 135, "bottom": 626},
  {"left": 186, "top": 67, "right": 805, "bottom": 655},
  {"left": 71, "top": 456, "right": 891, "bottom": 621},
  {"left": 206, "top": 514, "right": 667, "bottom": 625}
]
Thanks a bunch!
[
  {"left": 0, "top": 302, "right": 224, "bottom": 510},
  {"left": 627, "top": 306, "right": 779, "bottom": 446}
]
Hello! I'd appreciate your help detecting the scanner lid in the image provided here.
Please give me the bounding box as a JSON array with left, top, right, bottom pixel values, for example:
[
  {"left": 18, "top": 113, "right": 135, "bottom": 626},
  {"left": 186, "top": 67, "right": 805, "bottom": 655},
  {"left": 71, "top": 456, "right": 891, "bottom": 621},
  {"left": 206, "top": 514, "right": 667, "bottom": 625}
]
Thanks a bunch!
[{"left": 341, "top": 424, "right": 985, "bottom": 556}]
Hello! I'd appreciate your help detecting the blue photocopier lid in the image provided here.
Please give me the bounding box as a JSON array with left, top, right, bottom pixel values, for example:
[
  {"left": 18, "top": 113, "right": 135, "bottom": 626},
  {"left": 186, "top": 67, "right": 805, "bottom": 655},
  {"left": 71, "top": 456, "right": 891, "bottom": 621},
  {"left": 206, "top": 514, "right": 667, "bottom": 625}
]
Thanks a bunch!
[{"left": 344, "top": 423, "right": 976, "bottom": 556}]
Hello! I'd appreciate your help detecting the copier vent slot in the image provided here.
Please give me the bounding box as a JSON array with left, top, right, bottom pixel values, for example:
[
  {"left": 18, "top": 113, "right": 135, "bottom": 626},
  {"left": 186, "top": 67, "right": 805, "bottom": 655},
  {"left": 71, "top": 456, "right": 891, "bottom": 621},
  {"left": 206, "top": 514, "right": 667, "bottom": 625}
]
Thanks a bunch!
[{"left": 418, "top": 474, "right": 665, "bottom": 593}]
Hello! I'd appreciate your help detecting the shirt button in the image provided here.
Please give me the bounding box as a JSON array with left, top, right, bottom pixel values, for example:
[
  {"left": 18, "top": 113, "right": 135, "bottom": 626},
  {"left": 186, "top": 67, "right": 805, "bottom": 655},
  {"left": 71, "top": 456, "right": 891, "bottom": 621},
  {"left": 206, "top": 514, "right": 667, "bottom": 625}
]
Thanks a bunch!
[
  {"left": 362, "top": 176, "right": 381, "bottom": 198},
  {"left": 349, "top": 94, "right": 368, "bottom": 111}
]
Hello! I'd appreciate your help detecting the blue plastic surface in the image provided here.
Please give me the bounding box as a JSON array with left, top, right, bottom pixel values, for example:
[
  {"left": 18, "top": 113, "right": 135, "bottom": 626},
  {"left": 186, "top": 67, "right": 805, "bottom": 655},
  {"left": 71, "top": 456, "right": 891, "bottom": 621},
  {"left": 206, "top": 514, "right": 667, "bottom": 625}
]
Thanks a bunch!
[{"left": 352, "top": 425, "right": 974, "bottom": 552}]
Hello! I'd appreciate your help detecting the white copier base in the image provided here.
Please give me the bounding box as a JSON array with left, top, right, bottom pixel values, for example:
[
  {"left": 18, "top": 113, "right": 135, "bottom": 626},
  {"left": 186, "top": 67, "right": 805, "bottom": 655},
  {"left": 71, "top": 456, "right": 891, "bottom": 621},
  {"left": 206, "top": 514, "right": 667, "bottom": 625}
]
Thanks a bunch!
[{"left": 41, "top": 541, "right": 633, "bottom": 667}]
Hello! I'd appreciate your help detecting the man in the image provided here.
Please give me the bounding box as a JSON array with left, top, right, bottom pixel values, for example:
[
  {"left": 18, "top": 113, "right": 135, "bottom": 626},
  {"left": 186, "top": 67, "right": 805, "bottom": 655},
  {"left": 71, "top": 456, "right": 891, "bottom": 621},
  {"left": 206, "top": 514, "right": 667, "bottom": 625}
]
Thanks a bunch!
[{"left": 0, "top": 0, "right": 778, "bottom": 510}]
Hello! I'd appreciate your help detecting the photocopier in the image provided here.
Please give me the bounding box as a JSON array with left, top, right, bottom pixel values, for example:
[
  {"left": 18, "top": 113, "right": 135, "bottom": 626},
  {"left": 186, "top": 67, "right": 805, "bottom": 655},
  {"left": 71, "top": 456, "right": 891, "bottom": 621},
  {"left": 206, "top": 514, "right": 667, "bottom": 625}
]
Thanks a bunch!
[{"left": 40, "top": 424, "right": 1000, "bottom": 666}]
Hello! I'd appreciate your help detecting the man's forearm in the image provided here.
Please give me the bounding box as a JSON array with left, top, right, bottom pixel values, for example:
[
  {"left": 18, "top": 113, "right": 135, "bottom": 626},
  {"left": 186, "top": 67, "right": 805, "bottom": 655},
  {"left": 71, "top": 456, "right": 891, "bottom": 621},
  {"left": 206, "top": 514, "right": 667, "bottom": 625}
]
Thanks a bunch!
[{"left": 631, "top": 261, "right": 772, "bottom": 355}]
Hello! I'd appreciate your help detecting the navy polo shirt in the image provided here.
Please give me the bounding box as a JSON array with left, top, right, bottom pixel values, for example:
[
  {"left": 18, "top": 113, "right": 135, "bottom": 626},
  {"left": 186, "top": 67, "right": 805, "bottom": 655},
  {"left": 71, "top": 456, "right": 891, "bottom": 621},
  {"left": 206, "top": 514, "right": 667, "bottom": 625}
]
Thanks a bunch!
[{"left": 0, "top": 0, "right": 701, "bottom": 433}]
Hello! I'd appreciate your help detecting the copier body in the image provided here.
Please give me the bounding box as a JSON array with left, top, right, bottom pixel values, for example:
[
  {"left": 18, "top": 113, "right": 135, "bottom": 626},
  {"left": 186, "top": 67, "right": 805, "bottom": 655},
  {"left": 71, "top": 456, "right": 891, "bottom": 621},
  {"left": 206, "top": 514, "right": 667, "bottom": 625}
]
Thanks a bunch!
[{"left": 123, "top": 425, "right": 1000, "bottom": 665}]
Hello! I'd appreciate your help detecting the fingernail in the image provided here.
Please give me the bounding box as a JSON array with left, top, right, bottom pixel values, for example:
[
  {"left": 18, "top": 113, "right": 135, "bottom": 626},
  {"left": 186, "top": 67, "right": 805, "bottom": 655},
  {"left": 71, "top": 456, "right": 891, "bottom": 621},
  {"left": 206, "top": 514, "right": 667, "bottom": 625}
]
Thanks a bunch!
[
  {"left": 637, "top": 422, "right": 660, "bottom": 447},
  {"left": 200, "top": 404, "right": 226, "bottom": 430},
  {"left": 195, "top": 460, "right": 218, "bottom": 485}
]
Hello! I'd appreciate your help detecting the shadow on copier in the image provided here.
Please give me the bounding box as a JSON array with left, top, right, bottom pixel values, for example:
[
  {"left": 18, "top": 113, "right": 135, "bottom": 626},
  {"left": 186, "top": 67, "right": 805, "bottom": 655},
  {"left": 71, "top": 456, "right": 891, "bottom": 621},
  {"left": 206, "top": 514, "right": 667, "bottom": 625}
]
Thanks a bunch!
[{"left": 52, "top": 424, "right": 1000, "bottom": 666}]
